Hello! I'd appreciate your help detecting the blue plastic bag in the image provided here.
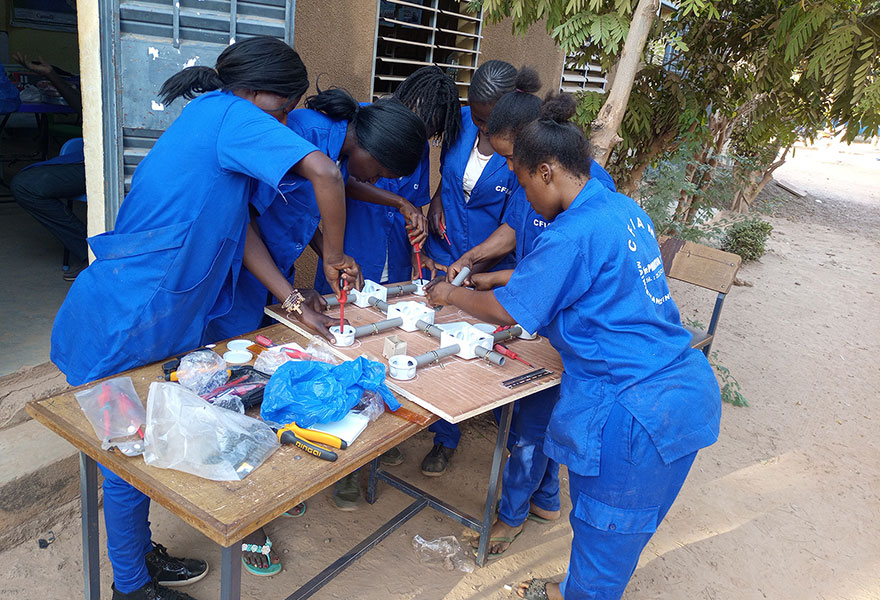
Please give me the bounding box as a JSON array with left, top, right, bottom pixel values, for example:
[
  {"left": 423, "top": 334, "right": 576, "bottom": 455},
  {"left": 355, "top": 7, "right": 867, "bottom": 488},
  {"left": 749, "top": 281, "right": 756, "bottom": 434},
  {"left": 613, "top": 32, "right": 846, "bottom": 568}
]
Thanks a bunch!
[{"left": 261, "top": 356, "right": 401, "bottom": 428}]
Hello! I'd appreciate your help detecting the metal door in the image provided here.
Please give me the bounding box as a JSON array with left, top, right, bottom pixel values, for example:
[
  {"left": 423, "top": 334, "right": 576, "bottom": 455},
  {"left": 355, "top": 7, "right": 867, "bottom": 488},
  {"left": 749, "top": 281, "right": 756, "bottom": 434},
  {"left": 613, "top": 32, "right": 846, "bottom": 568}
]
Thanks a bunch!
[{"left": 98, "top": 0, "right": 296, "bottom": 226}]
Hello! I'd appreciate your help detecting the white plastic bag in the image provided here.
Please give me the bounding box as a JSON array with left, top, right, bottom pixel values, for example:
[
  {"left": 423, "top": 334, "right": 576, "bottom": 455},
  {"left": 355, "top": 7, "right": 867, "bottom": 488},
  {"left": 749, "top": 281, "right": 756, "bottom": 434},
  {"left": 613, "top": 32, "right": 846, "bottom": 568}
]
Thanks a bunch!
[
  {"left": 412, "top": 535, "right": 475, "bottom": 573},
  {"left": 177, "top": 350, "right": 227, "bottom": 395},
  {"left": 143, "top": 382, "right": 279, "bottom": 480},
  {"left": 74, "top": 377, "right": 146, "bottom": 456}
]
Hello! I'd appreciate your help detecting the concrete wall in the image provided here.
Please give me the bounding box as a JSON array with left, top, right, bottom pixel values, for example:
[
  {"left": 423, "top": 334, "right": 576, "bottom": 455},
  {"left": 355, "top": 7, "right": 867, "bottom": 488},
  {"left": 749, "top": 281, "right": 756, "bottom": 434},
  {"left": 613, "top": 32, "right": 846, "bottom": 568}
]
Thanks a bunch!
[
  {"left": 479, "top": 17, "right": 565, "bottom": 97},
  {"left": 294, "top": 0, "right": 378, "bottom": 100}
]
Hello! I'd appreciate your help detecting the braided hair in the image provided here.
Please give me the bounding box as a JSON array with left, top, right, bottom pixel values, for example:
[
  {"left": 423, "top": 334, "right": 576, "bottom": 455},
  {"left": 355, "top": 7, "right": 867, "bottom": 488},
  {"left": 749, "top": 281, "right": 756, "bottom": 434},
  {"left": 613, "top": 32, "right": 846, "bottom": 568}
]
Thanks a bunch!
[
  {"left": 159, "top": 37, "right": 308, "bottom": 105},
  {"left": 393, "top": 66, "right": 462, "bottom": 151},
  {"left": 469, "top": 59, "right": 517, "bottom": 105}
]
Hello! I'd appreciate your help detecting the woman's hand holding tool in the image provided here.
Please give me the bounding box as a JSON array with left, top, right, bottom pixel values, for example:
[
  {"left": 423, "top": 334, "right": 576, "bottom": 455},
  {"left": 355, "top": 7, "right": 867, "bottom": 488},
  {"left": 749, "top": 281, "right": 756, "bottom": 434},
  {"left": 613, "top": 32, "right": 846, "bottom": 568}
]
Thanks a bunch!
[
  {"left": 400, "top": 201, "right": 428, "bottom": 246},
  {"left": 323, "top": 254, "right": 363, "bottom": 297}
]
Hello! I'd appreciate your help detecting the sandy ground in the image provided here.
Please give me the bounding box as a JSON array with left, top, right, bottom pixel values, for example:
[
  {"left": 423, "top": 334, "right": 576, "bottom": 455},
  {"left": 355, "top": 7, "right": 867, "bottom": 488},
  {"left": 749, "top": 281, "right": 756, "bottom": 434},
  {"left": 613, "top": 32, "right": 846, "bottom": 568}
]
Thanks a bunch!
[{"left": 1, "top": 143, "right": 878, "bottom": 599}]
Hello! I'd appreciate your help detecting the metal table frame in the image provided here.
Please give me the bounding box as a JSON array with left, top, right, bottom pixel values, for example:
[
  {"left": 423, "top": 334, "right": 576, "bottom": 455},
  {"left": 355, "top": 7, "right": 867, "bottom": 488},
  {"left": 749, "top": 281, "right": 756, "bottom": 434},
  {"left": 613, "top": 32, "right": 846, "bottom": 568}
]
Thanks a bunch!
[{"left": 77, "top": 402, "right": 514, "bottom": 600}]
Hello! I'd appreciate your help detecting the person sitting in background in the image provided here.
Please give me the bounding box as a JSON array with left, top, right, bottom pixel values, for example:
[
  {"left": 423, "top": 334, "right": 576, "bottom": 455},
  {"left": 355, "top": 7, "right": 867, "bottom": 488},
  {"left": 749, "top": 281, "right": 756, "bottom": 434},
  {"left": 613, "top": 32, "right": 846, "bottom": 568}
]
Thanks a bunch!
[{"left": 9, "top": 53, "right": 87, "bottom": 281}]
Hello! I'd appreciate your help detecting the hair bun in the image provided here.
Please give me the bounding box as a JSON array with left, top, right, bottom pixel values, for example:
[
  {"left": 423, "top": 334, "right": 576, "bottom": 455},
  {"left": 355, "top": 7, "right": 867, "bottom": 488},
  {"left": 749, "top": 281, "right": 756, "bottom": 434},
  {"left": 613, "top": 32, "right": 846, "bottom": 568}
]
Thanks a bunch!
[
  {"left": 514, "top": 67, "right": 541, "bottom": 94},
  {"left": 540, "top": 92, "right": 577, "bottom": 124}
]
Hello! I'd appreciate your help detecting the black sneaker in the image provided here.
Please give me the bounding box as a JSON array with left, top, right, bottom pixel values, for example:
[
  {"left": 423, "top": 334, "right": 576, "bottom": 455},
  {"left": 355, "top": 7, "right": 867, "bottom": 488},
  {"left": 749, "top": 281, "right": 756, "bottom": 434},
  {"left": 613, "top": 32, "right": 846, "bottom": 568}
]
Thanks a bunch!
[
  {"left": 332, "top": 470, "right": 362, "bottom": 511},
  {"left": 380, "top": 446, "right": 405, "bottom": 466},
  {"left": 145, "top": 542, "right": 208, "bottom": 587},
  {"left": 111, "top": 580, "right": 199, "bottom": 600},
  {"left": 420, "top": 444, "right": 454, "bottom": 477}
]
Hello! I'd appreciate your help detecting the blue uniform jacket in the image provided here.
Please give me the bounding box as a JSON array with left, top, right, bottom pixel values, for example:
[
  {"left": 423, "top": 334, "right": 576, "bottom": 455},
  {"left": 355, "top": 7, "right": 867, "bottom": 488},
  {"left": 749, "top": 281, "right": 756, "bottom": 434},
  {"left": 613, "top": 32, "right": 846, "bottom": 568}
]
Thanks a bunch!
[
  {"left": 495, "top": 179, "right": 721, "bottom": 476},
  {"left": 314, "top": 143, "right": 431, "bottom": 293},
  {"left": 424, "top": 106, "right": 517, "bottom": 267},
  {"left": 205, "top": 109, "right": 349, "bottom": 341},
  {"left": 503, "top": 159, "right": 616, "bottom": 263},
  {"left": 51, "top": 91, "right": 318, "bottom": 385}
]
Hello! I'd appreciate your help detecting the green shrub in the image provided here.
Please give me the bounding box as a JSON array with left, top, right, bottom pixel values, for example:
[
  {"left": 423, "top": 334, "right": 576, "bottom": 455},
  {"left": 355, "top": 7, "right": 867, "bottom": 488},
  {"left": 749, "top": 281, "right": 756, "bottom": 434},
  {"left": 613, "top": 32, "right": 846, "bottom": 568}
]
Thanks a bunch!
[{"left": 721, "top": 217, "right": 773, "bottom": 261}]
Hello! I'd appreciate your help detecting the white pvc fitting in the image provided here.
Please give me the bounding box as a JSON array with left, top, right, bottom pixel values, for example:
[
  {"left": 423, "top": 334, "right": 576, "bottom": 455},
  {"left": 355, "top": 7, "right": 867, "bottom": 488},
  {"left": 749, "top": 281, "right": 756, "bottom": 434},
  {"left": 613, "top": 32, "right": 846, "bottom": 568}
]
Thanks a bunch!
[
  {"left": 437, "top": 321, "right": 493, "bottom": 360},
  {"left": 517, "top": 324, "right": 538, "bottom": 340},
  {"left": 387, "top": 300, "right": 435, "bottom": 332},
  {"left": 411, "top": 279, "right": 429, "bottom": 296},
  {"left": 351, "top": 280, "right": 388, "bottom": 309},
  {"left": 330, "top": 325, "right": 356, "bottom": 347},
  {"left": 388, "top": 355, "right": 417, "bottom": 380}
]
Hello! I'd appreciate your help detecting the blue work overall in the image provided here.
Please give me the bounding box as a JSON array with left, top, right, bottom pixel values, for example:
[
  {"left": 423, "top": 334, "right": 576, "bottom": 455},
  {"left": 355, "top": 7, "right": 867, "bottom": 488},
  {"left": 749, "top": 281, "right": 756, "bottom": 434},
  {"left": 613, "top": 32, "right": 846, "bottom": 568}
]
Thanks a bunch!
[
  {"left": 51, "top": 91, "right": 319, "bottom": 593},
  {"left": 495, "top": 178, "right": 721, "bottom": 598}
]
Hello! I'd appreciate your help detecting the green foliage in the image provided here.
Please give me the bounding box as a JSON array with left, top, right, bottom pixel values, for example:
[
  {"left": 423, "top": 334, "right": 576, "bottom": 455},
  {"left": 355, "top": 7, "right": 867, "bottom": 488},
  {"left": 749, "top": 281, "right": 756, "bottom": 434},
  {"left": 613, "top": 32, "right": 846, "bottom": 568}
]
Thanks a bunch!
[
  {"left": 710, "top": 352, "right": 748, "bottom": 407},
  {"left": 636, "top": 143, "right": 729, "bottom": 243},
  {"left": 721, "top": 217, "right": 773, "bottom": 261}
]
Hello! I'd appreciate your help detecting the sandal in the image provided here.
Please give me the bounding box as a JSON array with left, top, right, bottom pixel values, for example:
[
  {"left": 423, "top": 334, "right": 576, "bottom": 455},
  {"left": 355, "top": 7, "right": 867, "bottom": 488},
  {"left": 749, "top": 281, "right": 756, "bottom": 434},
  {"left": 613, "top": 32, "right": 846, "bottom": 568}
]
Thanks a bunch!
[
  {"left": 471, "top": 529, "right": 523, "bottom": 559},
  {"left": 241, "top": 536, "right": 281, "bottom": 577},
  {"left": 520, "top": 579, "right": 549, "bottom": 600},
  {"left": 526, "top": 512, "right": 553, "bottom": 525},
  {"left": 283, "top": 501, "right": 307, "bottom": 518}
]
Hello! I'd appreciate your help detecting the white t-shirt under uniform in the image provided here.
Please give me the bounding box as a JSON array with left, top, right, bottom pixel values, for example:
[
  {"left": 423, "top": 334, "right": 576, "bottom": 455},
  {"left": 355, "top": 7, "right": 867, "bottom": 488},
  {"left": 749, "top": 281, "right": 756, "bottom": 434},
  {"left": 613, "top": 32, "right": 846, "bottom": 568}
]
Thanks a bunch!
[{"left": 462, "top": 137, "right": 492, "bottom": 203}]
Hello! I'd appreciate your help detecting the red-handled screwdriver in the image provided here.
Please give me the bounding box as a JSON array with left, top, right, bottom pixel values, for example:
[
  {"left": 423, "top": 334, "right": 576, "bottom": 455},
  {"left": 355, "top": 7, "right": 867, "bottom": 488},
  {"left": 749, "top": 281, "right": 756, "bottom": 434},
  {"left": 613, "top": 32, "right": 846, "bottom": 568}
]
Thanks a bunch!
[
  {"left": 413, "top": 240, "right": 424, "bottom": 280},
  {"left": 493, "top": 343, "right": 533, "bottom": 367},
  {"left": 439, "top": 222, "right": 452, "bottom": 246},
  {"left": 338, "top": 273, "right": 347, "bottom": 331}
]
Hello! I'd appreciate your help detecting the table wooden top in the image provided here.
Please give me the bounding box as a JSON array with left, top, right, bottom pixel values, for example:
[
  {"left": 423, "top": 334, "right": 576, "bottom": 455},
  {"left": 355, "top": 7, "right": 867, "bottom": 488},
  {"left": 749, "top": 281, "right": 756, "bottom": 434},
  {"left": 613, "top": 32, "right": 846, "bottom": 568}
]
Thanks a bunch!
[
  {"left": 265, "top": 286, "right": 564, "bottom": 423},
  {"left": 26, "top": 324, "right": 434, "bottom": 547}
]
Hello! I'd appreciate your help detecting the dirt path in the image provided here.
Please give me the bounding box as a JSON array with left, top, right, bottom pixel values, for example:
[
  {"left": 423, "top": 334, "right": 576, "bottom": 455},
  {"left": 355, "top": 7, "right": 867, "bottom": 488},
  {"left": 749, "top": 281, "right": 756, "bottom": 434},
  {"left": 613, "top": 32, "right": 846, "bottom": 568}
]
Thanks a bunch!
[{"left": 2, "top": 144, "right": 878, "bottom": 600}]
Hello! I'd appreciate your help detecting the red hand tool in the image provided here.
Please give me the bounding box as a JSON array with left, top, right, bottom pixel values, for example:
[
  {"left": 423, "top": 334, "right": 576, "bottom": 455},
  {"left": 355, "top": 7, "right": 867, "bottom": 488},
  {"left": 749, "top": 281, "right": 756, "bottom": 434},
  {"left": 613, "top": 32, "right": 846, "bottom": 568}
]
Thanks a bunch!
[
  {"left": 413, "top": 241, "right": 424, "bottom": 280},
  {"left": 493, "top": 343, "right": 533, "bottom": 367},
  {"left": 337, "top": 273, "right": 347, "bottom": 331},
  {"left": 439, "top": 222, "right": 452, "bottom": 246},
  {"left": 283, "top": 348, "right": 315, "bottom": 361}
]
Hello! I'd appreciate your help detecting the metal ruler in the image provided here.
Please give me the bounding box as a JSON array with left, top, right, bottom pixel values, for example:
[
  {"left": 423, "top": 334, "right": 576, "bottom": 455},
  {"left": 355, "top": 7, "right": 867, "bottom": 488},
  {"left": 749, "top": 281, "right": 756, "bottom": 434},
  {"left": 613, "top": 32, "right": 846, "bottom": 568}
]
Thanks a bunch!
[{"left": 502, "top": 369, "right": 554, "bottom": 389}]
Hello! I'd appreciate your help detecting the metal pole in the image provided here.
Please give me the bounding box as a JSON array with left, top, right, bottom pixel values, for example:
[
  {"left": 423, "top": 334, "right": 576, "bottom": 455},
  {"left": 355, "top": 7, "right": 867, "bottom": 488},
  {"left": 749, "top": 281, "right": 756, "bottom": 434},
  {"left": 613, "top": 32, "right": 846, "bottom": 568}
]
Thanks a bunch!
[
  {"left": 475, "top": 402, "right": 513, "bottom": 566},
  {"left": 79, "top": 453, "right": 100, "bottom": 600},
  {"left": 220, "top": 543, "right": 242, "bottom": 600}
]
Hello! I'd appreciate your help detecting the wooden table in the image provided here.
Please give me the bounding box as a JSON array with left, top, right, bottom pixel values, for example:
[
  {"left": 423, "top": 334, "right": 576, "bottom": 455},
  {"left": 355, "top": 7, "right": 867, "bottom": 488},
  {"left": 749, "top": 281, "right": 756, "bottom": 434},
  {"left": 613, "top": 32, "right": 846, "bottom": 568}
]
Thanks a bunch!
[
  {"left": 27, "top": 324, "right": 434, "bottom": 600},
  {"left": 265, "top": 284, "right": 564, "bottom": 590},
  {"left": 29, "top": 298, "right": 564, "bottom": 600}
]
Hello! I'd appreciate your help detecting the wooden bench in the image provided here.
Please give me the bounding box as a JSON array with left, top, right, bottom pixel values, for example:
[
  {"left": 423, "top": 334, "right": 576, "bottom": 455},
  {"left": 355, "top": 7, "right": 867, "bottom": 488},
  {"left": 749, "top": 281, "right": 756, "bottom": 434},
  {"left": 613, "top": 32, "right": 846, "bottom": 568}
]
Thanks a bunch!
[{"left": 659, "top": 237, "right": 742, "bottom": 356}]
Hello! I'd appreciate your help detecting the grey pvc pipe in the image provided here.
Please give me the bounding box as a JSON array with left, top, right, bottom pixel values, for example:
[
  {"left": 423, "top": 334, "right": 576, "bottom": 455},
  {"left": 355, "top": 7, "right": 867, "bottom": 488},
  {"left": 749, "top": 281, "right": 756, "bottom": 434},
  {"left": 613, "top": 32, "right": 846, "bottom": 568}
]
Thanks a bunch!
[
  {"left": 415, "top": 319, "right": 444, "bottom": 338},
  {"left": 353, "top": 317, "right": 403, "bottom": 339},
  {"left": 450, "top": 266, "right": 471, "bottom": 287},
  {"left": 324, "top": 294, "right": 340, "bottom": 308},
  {"left": 387, "top": 283, "right": 417, "bottom": 296},
  {"left": 474, "top": 346, "right": 506, "bottom": 366},
  {"left": 367, "top": 297, "right": 389, "bottom": 313},
  {"left": 414, "top": 345, "right": 461, "bottom": 368},
  {"left": 492, "top": 326, "right": 523, "bottom": 343}
]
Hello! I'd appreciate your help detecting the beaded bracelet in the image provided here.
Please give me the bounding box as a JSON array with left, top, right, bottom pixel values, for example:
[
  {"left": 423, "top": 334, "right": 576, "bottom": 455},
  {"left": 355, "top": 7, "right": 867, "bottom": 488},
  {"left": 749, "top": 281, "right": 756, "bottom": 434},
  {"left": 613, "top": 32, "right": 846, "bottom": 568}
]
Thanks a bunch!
[{"left": 282, "top": 288, "right": 305, "bottom": 315}]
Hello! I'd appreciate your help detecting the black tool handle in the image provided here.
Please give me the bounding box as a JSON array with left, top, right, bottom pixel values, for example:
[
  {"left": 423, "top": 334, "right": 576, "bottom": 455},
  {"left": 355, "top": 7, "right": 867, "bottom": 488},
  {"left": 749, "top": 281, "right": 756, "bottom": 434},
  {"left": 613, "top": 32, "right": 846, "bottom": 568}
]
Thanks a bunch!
[{"left": 279, "top": 431, "right": 338, "bottom": 461}]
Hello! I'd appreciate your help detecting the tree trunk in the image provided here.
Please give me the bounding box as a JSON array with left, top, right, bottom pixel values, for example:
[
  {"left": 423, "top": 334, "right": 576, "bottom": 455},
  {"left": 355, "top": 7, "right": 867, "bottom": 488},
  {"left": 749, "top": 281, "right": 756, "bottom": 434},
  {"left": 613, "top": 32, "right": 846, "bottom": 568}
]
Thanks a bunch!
[
  {"left": 732, "top": 145, "right": 791, "bottom": 212},
  {"left": 617, "top": 127, "right": 680, "bottom": 196},
  {"left": 590, "top": 0, "right": 660, "bottom": 167}
]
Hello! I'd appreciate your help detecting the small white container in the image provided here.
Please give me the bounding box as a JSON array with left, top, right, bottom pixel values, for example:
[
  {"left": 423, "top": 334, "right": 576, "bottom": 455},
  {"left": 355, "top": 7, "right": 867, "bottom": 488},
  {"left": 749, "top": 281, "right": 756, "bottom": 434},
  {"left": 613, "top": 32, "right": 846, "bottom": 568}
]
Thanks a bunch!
[
  {"left": 388, "top": 355, "right": 417, "bottom": 380},
  {"left": 330, "top": 325, "right": 356, "bottom": 347},
  {"left": 223, "top": 349, "right": 253, "bottom": 364},
  {"left": 411, "top": 279, "right": 429, "bottom": 296},
  {"left": 517, "top": 325, "right": 538, "bottom": 340},
  {"left": 226, "top": 339, "right": 252, "bottom": 351}
]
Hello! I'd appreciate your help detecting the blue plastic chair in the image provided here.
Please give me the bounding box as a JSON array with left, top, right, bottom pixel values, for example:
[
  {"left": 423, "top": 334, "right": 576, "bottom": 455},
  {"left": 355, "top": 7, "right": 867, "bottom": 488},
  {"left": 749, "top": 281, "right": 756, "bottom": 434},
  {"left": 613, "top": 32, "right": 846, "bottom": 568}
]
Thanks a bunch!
[{"left": 60, "top": 137, "right": 86, "bottom": 270}]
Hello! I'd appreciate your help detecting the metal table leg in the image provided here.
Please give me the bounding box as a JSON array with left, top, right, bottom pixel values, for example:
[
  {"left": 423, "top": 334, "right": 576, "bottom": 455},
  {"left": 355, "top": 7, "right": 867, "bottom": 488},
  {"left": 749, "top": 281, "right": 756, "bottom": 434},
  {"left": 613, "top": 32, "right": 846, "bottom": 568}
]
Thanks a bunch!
[
  {"left": 220, "top": 542, "right": 242, "bottom": 600},
  {"left": 475, "top": 402, "right": 513, "bottom": 566},
  {"left": 366, "top": 457, "right": 380, "bottom": 504},
  {"left": 79, "top": 452, "right": 100, "bottom": 600}
]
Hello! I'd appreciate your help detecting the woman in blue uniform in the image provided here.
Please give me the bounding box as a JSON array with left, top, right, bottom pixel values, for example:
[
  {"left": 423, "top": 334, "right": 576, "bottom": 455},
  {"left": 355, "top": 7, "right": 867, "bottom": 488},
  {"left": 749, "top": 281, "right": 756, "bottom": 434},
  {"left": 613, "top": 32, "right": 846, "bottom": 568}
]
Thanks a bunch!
[
  {"left": 207, "top": 87, "right": 428, "bottom": 341},
  {"left": 50, "top": 38, "right": 356, "bottom": 600},
  {"left": 431, "top": 76, "right": 613, "bottom": 559},
  {"left": 424, "top": 94, "right": 721, "bottom": 600},
  {"left": 312, "top": 66, "right": 462, "bottom": 292},
  {"left": 419, "top": 60, "right": 526, "bottom": 476}
]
